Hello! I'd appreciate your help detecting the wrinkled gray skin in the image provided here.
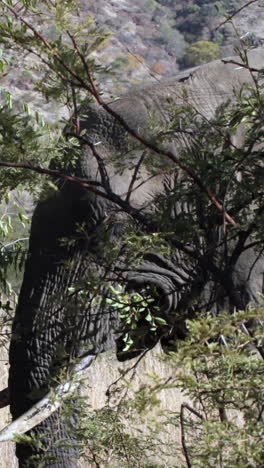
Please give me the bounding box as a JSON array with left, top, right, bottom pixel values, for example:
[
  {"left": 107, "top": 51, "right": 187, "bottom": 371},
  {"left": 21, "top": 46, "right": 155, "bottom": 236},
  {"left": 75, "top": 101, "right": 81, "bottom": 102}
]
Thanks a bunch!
[{"left": 9, "top": 49, "right": 264, "bottom": 467}]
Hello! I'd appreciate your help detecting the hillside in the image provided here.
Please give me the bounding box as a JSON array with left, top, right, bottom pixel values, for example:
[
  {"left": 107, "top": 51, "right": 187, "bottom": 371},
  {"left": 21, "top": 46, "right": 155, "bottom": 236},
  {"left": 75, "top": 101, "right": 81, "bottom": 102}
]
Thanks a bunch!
[{"left": 1, "top": 0, "right": 263, "bottom": 105}]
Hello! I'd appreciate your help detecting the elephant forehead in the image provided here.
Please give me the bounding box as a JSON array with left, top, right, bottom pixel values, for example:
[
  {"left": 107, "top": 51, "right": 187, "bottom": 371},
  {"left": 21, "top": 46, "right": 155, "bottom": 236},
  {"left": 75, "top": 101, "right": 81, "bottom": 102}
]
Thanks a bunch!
[
  {"left": 80, "top": 144, "right": 166, "bottom": 208},
  {"left": 79, "top": 48, "right": 264, "bottom": 139},
  {"left": 75, "top": 48, "right": 264, "bottom": 222},
  {"left": 77, "top": 49, "right": 264, "bottom": 203}
]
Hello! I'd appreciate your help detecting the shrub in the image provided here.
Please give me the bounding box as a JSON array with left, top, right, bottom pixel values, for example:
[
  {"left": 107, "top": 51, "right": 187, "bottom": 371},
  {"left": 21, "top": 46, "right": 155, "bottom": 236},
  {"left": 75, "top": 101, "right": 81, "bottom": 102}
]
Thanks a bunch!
[{"left": 182, "top": 40, "right": 220, "bottom": 66}]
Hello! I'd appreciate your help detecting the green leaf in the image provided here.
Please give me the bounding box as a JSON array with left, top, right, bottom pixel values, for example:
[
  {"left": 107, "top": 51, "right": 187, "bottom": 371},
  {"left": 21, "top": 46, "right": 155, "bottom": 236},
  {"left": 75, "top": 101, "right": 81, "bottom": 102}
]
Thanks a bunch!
[
  {"left": 154, "top": 317, "right": 167, "bottom": 325},
  {"left": 5, "top": 91, "right": 12, "bottom": 109},
  {"left": 145, "top": 312, "right": 153, "bottom": 322}
]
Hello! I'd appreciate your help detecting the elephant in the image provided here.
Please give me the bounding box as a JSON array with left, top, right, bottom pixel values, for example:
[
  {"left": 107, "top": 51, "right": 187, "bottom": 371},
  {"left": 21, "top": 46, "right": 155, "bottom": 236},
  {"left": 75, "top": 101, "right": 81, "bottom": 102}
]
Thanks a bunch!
[{"left": 6, "top": 47, "right": 264, "bottom": 467}]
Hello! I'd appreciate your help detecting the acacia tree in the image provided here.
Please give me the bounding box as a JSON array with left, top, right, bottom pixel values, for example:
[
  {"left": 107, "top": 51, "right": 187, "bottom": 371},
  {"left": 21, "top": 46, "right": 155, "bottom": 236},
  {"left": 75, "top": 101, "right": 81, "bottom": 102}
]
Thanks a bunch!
[{"left": 0, "top": 1, "right": 263, "bottom": 467}]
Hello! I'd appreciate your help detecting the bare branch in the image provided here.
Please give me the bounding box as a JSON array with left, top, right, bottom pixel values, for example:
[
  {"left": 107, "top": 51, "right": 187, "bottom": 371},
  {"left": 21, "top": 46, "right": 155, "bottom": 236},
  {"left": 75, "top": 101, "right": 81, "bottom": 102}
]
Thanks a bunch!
[
  {"left": 90, "top": 101, "right": 239, "bottom": 227},
  {"left": 0, "top": 238, "right": 29, "bottom": 249},
  {"left": 221, "top": 58, "right": 264, "bottom": 73},
  {"left": 0, "top": 160, "right": 201, "bottom": 261},
  {"left": 181, "top": 402, "right": 204, "bottom": 420}
]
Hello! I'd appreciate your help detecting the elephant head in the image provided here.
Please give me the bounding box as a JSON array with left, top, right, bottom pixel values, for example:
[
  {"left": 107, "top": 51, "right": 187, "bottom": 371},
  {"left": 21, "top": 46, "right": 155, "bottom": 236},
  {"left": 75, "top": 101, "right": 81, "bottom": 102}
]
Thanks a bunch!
[{"left": 6, "top": 48, "right": 264, "bottom": 466}]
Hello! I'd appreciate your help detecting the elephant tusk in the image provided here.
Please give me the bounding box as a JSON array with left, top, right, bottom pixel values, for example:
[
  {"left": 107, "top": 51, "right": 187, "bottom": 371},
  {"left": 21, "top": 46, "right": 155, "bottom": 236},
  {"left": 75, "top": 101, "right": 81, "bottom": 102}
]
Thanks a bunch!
[{"left": 0, "top": 354, "right": 96, "bottom": 442}]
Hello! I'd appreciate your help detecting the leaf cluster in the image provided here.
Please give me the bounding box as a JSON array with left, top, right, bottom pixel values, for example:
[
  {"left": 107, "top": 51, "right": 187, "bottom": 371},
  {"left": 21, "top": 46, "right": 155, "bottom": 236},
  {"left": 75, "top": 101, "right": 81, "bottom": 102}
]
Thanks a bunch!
[
  {"left": 106, "top": 284, "right": 167, "bottom": 352},
  {"left": 166, "top": 303, "right": 264, "bottom": 467}
]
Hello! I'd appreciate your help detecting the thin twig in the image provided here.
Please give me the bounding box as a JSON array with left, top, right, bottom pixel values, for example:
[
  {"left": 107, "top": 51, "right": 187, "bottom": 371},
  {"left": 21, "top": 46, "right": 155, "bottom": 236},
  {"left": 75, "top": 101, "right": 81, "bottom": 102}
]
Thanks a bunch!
[
  {"left": 180, "top": 403, "right": 204, "bottom": 468},
  {"left": 71, "top": 85, "right": 80, "bottom": 136},
  {"left": 66, "top": 29, "right": 99, "bottom": 97},
  {"left": 105, "top": 349, "right": 149, "bottom": 400},
  {"left": 125, "top": 151, "right": 146, "bottom": 202},
  {"left": 2, "top": 1, "right": 95, "bottom": 94}
]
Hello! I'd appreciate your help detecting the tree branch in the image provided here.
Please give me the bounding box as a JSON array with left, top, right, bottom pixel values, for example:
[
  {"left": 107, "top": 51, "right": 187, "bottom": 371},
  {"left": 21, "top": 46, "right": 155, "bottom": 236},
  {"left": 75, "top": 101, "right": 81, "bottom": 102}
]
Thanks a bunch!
[
  {"left": 0, "top": 160, "right": 149, "bottom": 226},
  {"left": 221, "top": 58, "right": 263, "bottom": 74}
]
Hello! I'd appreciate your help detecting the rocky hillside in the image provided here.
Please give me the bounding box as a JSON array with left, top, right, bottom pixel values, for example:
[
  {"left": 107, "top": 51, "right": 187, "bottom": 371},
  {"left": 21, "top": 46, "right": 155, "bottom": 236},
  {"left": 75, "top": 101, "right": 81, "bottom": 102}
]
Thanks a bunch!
[
  {"left": 81, "top": 0, "right": 263, "bottom": 91},
  {"left": 1, "top": 0, "right": 264, "bottom": 105}
]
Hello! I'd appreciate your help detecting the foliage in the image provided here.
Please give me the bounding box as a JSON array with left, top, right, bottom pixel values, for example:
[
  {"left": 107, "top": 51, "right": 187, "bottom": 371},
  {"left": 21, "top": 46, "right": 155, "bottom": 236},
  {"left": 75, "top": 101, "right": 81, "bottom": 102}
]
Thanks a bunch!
[
  {"left": 157, "top": 21, "right": 187, "bottom": 58},
  {"left": 171, "top": 0, "right": 244, "bottom": 51},
  {"left": 182, "top": 40, "right": 220, "bottom": 66},
  {"left": 106, "top": 284, "right": 167, "bottom": 352},
  {"left": 75, "top": 404, "right": 169, "bottom": 468},
  {"left": 195, "top": 1, "right": 239, "bottom": 17},
  {"left": 21, "top": 301, "right": 262, "bottom": 467},
  {"left": 168, "top": 303, "right": 264, "bottom": 467},
  {"left": 112, "top": 56, "right": 129, "bottom": 71}
]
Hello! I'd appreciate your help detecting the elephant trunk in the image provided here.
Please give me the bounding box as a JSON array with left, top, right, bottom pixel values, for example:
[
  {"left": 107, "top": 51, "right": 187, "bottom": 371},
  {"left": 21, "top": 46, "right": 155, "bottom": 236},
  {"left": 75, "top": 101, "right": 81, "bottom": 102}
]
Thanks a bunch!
[
  {"left": 9, "top": 246, "right": 83, "bottom": 466},
  {"left": 9, "top": 186, "right": 119, "bottom": 467}
]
